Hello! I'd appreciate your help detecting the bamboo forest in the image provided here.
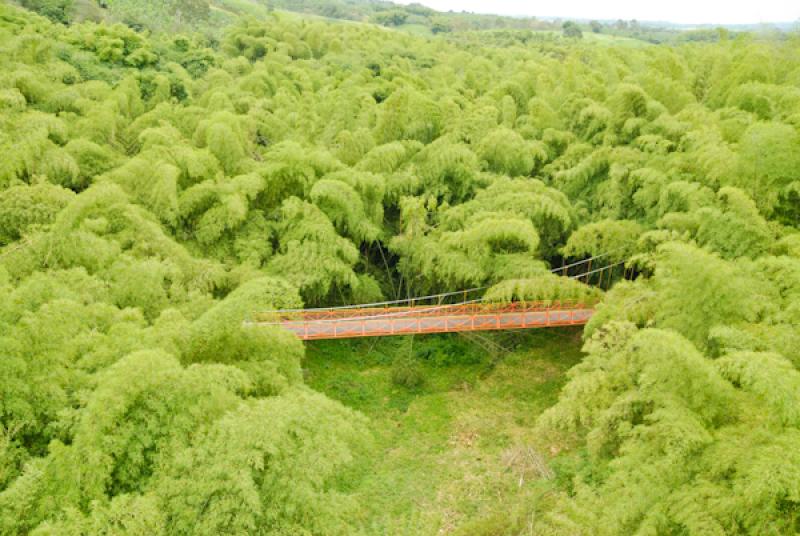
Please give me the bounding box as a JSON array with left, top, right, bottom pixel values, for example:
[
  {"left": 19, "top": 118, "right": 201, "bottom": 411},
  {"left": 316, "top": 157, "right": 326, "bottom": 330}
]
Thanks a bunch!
[{"left": 1, "top": 0, "right": 799, "bottom": 534}]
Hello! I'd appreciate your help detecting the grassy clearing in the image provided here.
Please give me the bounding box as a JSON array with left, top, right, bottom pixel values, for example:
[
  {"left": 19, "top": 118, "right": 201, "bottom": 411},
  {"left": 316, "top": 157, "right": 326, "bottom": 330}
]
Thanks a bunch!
[{"left": 304, "top": 328, "right": 585, "bottom": 534}]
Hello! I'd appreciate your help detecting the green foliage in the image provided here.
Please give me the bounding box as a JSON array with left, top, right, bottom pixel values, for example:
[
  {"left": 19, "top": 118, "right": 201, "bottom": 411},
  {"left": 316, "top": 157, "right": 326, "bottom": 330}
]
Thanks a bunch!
[
  {"left": 476, "top": 127, "right": 546, "bottom": 176},
  {"left": 154, "top": 388, "right": 369, "bottom": 535},
  {"left": 562, "top": 219, "right": 642, "bottom": 261},
  {"left": 652, "top": 242, "right": 766, "bottom": 346},
  {"left": 64, "top": 139, "right": 118, "bottom": 190},
  {"left": 106, "top": 255, "right": 177, "bottom": 320},
  {"left": 375, "top": 88, "right": 442, "bottom": 144},
  {"left": 536, "top": 321, "right": 800, "bottom": 535},
  {"left": 736, "top": 121, "right": 800, "bottom": 214},
  {"left": 2, "top": 2, "right": 800, "bottom": 533},
  {"left": 371, "top": 9, "right": 408, "bottom": 27},
  {"left": 104, "top": 0, "right": 211, "bottom": 32},
  {"left": 412, "top": 137, "right": 479, "bottom": 202},
  {"left": 65, "top": 22, "right": 158, "bottom": 66},
  {"left": 266, "top": 198, "right": 365, "bottom": 304},
  {"left": 562, "top": 21, "right": 583, "bottom": 39},
  {"left": 0, "top": 183, "right": 74, "bottom": 244},
  {"left": 20, "top": 0, "right": 74, "bottom": 23},
  {"left": 392, "top": 204, "right": 545, "bottom": 292},
  {"left": 694, "top": 187, "right": 774, "bottom": 259},
  {"left": 185, "top": 276, "right": 304, "bottom": 394},
  {"left": 442, "top": 178, "right": 575, "bottom": 255},
  {"left": 259, "top": 141, "right": 344, "bottom": 207},
  {"left": 485, "top": 275, "right": 603, "bottom": 304},
  {"left": 717, "top": 351, "right": 800, "bottom": 426},
  {"left": 309, "top": 172, "right": 384, "bottom": 243},
  {"left": 391, "top": 355, "right": 425, "bottom": 389}
]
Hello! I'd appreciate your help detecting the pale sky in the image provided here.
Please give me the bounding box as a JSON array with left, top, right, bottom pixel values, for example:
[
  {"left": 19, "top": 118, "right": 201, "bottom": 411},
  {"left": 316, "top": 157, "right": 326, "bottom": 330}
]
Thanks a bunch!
[{"left": 394, "top": 0, "right": 800, "bottom": 25}]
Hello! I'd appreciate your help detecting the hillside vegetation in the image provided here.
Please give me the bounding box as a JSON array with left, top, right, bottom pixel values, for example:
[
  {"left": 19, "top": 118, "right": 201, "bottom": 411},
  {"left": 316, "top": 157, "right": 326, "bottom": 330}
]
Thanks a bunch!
[{"left": 1, "top": 2, "right": 800, "bottom": 534}]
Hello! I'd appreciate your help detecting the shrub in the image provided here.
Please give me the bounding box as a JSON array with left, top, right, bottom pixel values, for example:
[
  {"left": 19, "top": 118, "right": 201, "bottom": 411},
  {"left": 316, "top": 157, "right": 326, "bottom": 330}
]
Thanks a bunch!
[{"left": 391, "top": 355, "right": 425, "bottom": 389}]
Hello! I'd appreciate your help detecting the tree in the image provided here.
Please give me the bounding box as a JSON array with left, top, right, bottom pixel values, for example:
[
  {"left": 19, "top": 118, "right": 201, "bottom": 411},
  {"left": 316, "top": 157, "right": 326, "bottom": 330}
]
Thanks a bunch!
[
  {"left": 375, "top": 88, "right": 442, "bottom": 144},
  {"left": 476, "top": 127, "right": 546, "bottom": 176},
  {"left": 562, "top": 219, "right": 642, "bottom": 262},
  {"left": 652, "top": 242, "right": 767, "bottom": 347},
  {"left": 371, "top": 10, "right": 408, "bottom": 27},
  {"left": 694, "top": 187, "right": 774, "bottom": 259},
  {"left": 413, "top": 137, "right": 479, "bottom": 202},
  {"left": 536, "top": 325, "right": 800, "bottom": 535},
  {"left": 431, "top": 17, "right": 452, "bottom": 34},
  {"left": 20, "top": 0, "right": 73, "bottom": 23},
  {"left": 266, "top": 198, "right": 369, "bottom": 305},
  {"left": 737, "top": 121, "right": 800, "bottom": 214},
  {"left": 0, "top": 184, "right": 74, "bottom": 245},
  {"left": 154, "top": 389, "right": 369, "bottom": 536},
  {"left": 103, "top": 0, "right": 210, "bottom": 31},
  {"left": 562, "top": 21, "right": 583, "bottom": 39}
]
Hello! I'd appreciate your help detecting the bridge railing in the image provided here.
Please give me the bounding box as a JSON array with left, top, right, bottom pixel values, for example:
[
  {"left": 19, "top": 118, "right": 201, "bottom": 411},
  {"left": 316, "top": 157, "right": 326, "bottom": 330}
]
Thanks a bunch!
[
  {"left": 249, "top": 251, "right": 629, "bottom": 327},
  {"left": 251, "top": 298, "right": 601, "bottom": 325},
  {"left": 270, "top": 302, "right": 596, "bottom": 340}
]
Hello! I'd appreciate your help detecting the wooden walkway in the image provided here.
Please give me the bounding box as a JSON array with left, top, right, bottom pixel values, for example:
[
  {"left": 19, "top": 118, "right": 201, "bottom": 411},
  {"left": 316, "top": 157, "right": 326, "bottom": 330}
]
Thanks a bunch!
[{"left": 251, "top": 301, "right": 595, "bottom": 340}]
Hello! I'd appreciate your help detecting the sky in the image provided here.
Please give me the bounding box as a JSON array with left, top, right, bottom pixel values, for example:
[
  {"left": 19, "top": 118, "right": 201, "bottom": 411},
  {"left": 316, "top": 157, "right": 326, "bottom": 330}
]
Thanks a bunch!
[{"left": 393, "top": 0, "right": 800, "bottom": 25}]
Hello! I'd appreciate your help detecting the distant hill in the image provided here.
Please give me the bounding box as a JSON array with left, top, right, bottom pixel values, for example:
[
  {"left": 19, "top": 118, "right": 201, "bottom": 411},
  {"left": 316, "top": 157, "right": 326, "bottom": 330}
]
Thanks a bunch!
[{"left": 19, "top": 0, "right": 794, "bottom": 42}]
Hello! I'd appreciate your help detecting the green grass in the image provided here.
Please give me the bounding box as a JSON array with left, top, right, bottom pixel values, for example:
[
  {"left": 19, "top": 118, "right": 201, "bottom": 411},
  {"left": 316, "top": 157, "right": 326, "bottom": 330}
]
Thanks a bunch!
[{"left": 304, "top": 328, "right": 585, "bottom": 534}]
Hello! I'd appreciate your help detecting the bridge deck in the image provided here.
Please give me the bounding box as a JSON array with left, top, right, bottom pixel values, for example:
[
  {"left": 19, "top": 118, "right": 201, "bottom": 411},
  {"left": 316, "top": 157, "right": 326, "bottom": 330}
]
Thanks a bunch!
[{"left": 252, "top": 301, "right": 595, "bottom": 340}]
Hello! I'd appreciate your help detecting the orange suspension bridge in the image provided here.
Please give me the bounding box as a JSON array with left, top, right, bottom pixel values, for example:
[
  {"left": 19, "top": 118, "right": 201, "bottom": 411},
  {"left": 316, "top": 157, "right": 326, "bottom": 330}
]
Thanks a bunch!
[{"left": 247, "top": 254, "right": 627, "bottom": 341}]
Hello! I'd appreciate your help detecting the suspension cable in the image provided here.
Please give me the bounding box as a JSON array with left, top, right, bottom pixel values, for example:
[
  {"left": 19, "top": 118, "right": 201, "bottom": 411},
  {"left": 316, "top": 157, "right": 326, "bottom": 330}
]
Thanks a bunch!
[
  {"left": 568, "top": 260, "right": 626, "bottom": 279},
  {"left": 549, "top": 247, "right": 628, "bottom": 273},
  {"left": 262, "top": 286, "right": 491, "bottom": 314},
  {"left": 247, "top": 298, "right": 488, "bottom": 326},
  {"left": 257, "top": 249, "right": 625, "bottom": 314},
  {"left": 251, "top": 257, "right": 623, "bottom": 325}
]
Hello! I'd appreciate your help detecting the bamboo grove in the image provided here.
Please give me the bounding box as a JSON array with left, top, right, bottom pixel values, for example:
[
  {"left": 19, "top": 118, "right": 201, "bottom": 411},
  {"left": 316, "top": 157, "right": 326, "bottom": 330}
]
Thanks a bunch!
[{"left": 1, "top": 2, "right": 800, "bottom": 534}]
